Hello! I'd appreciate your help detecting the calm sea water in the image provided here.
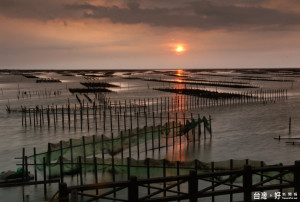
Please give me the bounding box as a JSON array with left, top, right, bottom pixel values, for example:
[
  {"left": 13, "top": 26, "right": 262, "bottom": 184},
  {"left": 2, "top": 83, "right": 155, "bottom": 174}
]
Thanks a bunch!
[{"left": 0, "top": 69, "right": 300, "bottom": 201}]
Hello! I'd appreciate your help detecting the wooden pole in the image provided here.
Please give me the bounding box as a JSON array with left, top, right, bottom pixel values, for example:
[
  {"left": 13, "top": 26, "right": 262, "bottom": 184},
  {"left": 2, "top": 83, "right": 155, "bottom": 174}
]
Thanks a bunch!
[
  {"left": 87, "top": 103, "right": 90, "bottom": 131},
  {"left": 172, "top": 121, "right": 175, "bottom": 149},
  {"left": 47, "top": 106, "right": 50, "bottom": 129},
  {"left": 117, "top": 112, "right": 120, "bottom": 131},
  {"left": 152, "top": 112, "right": 155, "bottom": 127},
  {"left": 103, "top": 109, "right": 106, "bottom": 131},
  {"left": 188, "top": 170, "right": 198, "bottom": 202},
  {"left": 165, "top": 123, "right": 168, "bottom": 150},
  {"left": 230, "top": 159, "right": 233, "bottom": 202},
  {"left": 127, "top": 157, "right": 131, "bottom": 180},
  {"left": 80, "top": 104, "right": 82, "bottom": 131},
  {"left": 179, "top": 121, "right": 182, "bottom": 148},
  {"left": 121, "top": 131, "right": 124, "bottom": 159},
  {"left": 110, "top": 107, "right": 113, "bottom": 133},
  {"left": 39, "top": 107, "right": 41, "bottom": 128},
  {"left": 151, "top": 126, "right": 154, "bottom": 152},
  {"left": 74, "top": 105, "right": 77, "bottom": 131},
  {"left": 289, "top": 117, "right": 292, "bottom": 134},
  {"left": 101, "top": 135, "right": 104, "bottom": 165},
  {"left": 177, "top": 161, "right": 180, "bottom": 201},
  {"left": 124, "top": 111, "right": 127, "bottom": 131},
  {"left": 137, "top": 113, "right": 140, "bottom": 159},
  {"left": 42, "top": 106, "right": 44, "bottom": 125},
  {"left": 129, "top": 129, "right": 132, "bottom": 158},
  {"left": 243, "top": 165, "right": 252, "bottom": 202},
  {"left": 78, "top": 156, "right": 83, "bottom": 186},
  {"left": 47, "top": 143, "right": 51, "bottom": 178},
  {"left": 144, "top": 126, "right": 148, "bottom": 157},
  {"left": 22, "top": 107, "right": 24, "bottom": 126},
  {"left": 160, "top": 112, "right": 162, "bottom": 128},
  {"left": 82, "top": 136, "right": 86, "bottom": 163},
  {"left": 163, "top": 159, "right": 166, "bottom": 197},
  {"left": 94, "top": 104, "right": 97, "bottom": 131},
  {"left": 211, "top": 161, "right": 215, "bottom": 202},
  {"left": 55, "top": 105, "right": 58, "bottom": 123},
  {"left": 128, "top": 176, "right": 138, "bottom": 202},
  {"left": 93, "top": 157, "right": 98, "bottom": 195},
  {"left": 209, "top": 115, "right": 212, "bottom": 137},
  {"left": 157, "top": 97, "right": 159, "bottom": 112},
  {"left": 53, "top": 108, "right": 56, "bottom": 130},
  {"left": 146, "top": 158, "right": 150, "bottom": 195},
  {"left": 198, "top": 114, "right": 201, "bottom": 140},
  {"left": 33, "top": 109, "right": 35, "bottom": 127},
  {"left": 92, "top": 135, "right": 96, "bottom": 158},
  {"left": 43, "top": 157, "right": 47, "bottom": 200},
  {"left": 59, "top": 183, "right": 68, "bottom": 202},
  {"left": 70, "top": 139, "right": 73, "bottom": 177},
  {"left": 29, "top": 109, "right": 32, "bottom": 126},
  {"left": 33, "top": 147, "right": 37, "bottom": 182},
  {"left": 60, "top": 141, "right": 63, "bottom": 161},
  {"left": 59, "top": 156, "right": 64, "bottom": 182},
  {"left": 158, "top": 125, "right": 161, "bottom": 151},
  {"left": 111, "top": 132, "right": 116, "bottom": 197},
  {"left": 130, "top": 103, "right": 133, "bottom": 130},
  {"left": 68, "top": 103, "right": 70, "bottom": 130}
]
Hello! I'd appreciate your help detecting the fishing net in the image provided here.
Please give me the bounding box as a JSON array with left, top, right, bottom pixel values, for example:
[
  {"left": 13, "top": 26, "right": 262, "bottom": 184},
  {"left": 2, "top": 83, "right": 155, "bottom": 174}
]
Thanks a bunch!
[{"left": 29, "top": 117, "right": 211, "bottom": 164}]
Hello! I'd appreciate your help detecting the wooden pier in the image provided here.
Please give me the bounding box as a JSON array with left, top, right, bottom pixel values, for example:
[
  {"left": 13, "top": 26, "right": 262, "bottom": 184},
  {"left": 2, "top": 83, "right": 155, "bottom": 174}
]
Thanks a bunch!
[
  {"left": 1, "top": 161, "right": 299, "bottom": 202},
  {"left": 59, "top": 162, "right": 299, "bottom": 202}
]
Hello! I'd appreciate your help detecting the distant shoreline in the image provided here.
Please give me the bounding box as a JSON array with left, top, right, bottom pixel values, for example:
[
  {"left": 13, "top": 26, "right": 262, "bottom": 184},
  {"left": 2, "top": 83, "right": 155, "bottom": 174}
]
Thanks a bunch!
[{"left": 0, "top": 67, "right": 300, "bottom": 73}]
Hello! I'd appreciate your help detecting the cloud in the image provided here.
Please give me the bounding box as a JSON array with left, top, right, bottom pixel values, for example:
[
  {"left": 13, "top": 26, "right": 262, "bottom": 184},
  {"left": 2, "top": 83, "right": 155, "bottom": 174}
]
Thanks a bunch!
[
  {"left": 0, "top": 0, "right": 84, "bottom": 20},
  {"left": 1, "top": 0, "right": 300, "bottom": 31},
  {"left": 62, "top": 0, "right": 300, "bottom": 30},
  {"left": 191, "top": 1, "right": 300, "bottom": 29}
]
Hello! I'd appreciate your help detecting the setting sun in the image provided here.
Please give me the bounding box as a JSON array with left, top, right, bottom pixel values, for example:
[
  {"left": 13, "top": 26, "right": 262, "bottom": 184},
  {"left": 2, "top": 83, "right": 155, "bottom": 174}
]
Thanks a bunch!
[
  {"left": 176, "top": 46, "right": 184, "bottom": 52},
  {"left": 168, "top": 43, "right": 187, "bottom": 54}
]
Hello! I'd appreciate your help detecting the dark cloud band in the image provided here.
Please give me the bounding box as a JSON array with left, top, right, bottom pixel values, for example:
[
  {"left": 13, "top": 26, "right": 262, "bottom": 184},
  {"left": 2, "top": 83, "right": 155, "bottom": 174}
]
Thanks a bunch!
[{"left": 1, "top": 0, "right": 300, "bottom": 30}]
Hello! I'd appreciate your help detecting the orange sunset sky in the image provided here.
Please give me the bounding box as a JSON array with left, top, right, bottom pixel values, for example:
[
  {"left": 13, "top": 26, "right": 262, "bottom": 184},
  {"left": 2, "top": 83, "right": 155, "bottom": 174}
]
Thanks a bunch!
[{"left": 1, "top": 0, "right": 300, "bottom": 69}]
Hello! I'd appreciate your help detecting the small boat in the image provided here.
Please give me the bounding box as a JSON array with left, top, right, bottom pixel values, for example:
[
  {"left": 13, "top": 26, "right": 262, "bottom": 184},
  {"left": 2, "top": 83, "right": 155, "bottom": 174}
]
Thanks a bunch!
[{"left": 0, "top": 168, "right": 34, "bottom": 183}]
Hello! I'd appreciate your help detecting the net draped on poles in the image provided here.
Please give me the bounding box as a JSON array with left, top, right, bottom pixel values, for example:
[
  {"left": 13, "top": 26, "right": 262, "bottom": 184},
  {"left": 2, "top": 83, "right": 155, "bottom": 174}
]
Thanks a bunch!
[
  {"left": 26, "top": 115, "right": 293, "bottom": 184},
  {"left": 29, "top": 117, "right": 211, "bottom": 164}
]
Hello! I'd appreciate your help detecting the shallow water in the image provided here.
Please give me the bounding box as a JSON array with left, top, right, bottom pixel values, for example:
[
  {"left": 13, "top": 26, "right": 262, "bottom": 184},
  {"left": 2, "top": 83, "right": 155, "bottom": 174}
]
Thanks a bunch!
[{"left": 0, "top": 69, "right": 299, "bottom": 201}]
